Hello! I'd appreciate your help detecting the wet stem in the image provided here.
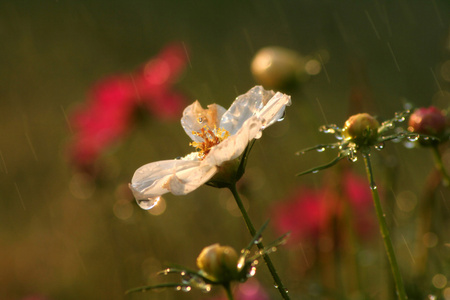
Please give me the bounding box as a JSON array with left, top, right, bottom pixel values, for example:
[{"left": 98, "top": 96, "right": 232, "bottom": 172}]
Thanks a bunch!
[
  {"left": 228, "top": 184, "right": 291, "bottom": 300},
  {"left": 431, "top": 145, "right": 450, "bottom": 187},
  {"left": 224, "top": 283, "right": 234, "bottom": 300},
  {"left": 362, "top": 151, "right": 408, "bottom": 300}
]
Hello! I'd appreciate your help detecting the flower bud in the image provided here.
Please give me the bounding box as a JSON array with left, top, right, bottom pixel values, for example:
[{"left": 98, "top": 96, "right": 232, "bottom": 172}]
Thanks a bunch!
[
  {"left": 251, "top": 46, "right": 305, "bottom": 90},
  {"left": 408, "top": 106, "right": 446, "bottom": 138},
  {"left": 342, "top": 113, "right": 380, "bottom": 146},
  {"left": 196, "top": 243, "right": 239, "bottom": 283}
]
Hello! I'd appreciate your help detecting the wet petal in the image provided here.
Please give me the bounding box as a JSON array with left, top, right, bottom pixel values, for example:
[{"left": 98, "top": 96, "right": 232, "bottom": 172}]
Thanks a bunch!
[
  {"left": 204, "top": 116, "right": 262, "bottom": 166},
  {"left": 130, "top": 159, "right": 203, "bottom": 199},
  {"left": 181, "top": 101, "right": 227, "bottom": 141},
  {"left": 167, "top": 162, "right": 218, "bottom": 195},
  {"left": 256, "top": 91, "right": 291, "bottom": 128},
  {"left": 220, "top": 86, "right": 275, "bottom": 135}
]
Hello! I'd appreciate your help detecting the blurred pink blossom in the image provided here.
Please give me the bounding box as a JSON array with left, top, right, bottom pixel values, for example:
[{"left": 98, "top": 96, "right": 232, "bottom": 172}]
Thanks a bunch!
[
  {"left": 68, "top": 43, "right": 188, "bottom": 172},
  {"left": 272, "top": 169, "right": 374, "bottom": 245},
  {"left": 206, "top": 278, "right": 269, "bottom": 300}
]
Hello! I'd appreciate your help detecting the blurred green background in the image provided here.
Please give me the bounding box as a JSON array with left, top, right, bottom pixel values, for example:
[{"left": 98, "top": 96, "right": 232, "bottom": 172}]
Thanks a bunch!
[{"left": 1, "top": 1, "right": 449, "bottom": 299}]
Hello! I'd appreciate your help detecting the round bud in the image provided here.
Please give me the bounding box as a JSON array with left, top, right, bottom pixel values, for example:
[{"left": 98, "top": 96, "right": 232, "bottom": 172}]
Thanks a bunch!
[
  {"left": 408, "top": 106, "right": 446, "bottom": 136},
  {"left": 196, "top": 244, "right": 239, "bottom": 283},
  {"left": 251, "top": 46, "right": 305, "bottom": 90},
  {"left": 342, "top": 113, "right": 380, "bottom": 146}
]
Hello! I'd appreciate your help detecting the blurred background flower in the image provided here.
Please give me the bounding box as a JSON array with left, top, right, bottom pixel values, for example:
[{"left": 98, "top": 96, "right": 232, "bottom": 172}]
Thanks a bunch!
[{"left": 68, "top": 43, "right": 188, "bottom": 174}]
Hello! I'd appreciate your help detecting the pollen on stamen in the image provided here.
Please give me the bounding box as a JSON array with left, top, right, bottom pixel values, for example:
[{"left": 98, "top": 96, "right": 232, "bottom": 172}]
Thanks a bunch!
[{"left": 190, "top": 126, "right": 230, "bottom": 160}]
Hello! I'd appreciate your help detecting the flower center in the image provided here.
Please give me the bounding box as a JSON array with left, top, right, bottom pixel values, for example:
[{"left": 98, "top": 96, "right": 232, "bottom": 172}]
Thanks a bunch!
[{"left": 190, "top": 126, "right": 230, "bottom": 160}]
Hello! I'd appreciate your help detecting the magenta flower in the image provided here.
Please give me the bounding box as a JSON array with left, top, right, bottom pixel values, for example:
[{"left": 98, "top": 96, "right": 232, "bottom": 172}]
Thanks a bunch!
[
  {"left": 272, "top": 169, "right": 374, "bottom": 244},
  {"left": 205, "top": 278, "right": 269, "bottom": 300},
  {"left": 68, "top": 43, "right": 188, "bottom": 172}
]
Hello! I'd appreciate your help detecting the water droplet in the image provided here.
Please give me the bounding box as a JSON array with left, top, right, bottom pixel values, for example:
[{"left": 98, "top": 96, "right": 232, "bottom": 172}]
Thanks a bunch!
[
  {"left": 181, "top": 286, "right": 192, "bottom": 292},
  {"left": 197, "top": 117, "right": 204, "bottom": 123},
  {"left": 176, "top": 286, "right": 182, "bottom": 291},
  {"left": 277, "top": 111, "right": 286, "bottom": 122},
  {"left": 201, "top": 284, "right": 212, "bottom": 293},
  {"left": 274, "top": 283, "right": 279, "bottom": 289},
  {"left": 371, "top": 185, "right": 377, "bottom": 191},
  {"left": 246, "top": 266, "right": 257, "bottom": 278},
  {"left": 375, "top": 142, "right": 385, "bottom": 151},
  {"left": 312, "top": 170, "right": 319, "bottom": 174},
  {"left": 254, "top": 236, "right": 263, "bottom": 244},
  {"left": 407, "top": 134, "right": 420, "bottom": 142},
  {"left": 316, "top": 147, "right": 326, "bottom": 152},
  {"left": 136, "top": 196, "right": 161, "bottom": 210}
]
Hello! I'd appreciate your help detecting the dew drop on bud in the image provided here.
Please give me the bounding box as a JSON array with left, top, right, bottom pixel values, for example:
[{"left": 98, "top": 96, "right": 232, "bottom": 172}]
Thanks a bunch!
[{"left": 136, "top": 196, "right": 161, "bottom": 210}]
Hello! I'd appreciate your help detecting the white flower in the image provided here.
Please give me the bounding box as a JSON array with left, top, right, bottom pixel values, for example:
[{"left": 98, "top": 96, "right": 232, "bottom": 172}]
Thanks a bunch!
[{"left": 130, "top": 86, "right": 291, "bottom": 209}]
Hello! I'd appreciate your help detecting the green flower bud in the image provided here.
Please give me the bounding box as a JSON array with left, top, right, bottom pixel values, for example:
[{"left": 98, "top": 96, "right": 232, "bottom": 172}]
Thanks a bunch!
[
  {"left": 196, "top": 244, "right": 239, "bottom": 283},
  {"left": 342, "top": 113, "right": 380, "bottom": 147},
  {"left": 251, "top": 46, "right": 305, "bottom": 90}
]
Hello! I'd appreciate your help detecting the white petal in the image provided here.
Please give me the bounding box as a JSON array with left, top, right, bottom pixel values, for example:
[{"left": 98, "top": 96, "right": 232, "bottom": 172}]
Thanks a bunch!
[
  {"left": 204, "top": 116, "right": 262, "bottom": 166},
  {"left": 181, "top": 101, "right": 227, "bottom": 142},
  {"left": 130, "top": 159, "right": 203, "bottom": 199},
  {"left": 256, "top": 91, "right": 291, "bottom": 128},
  {"left": 220, "top": 86, "right": 275, "bottom": 135},
  {"left": 167, "top": 162, "right": 218, "bottom": 195}
]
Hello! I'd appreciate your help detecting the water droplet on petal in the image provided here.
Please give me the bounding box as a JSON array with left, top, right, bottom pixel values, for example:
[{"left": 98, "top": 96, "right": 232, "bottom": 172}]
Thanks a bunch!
[
  {"left": 197, "top": 117, "right": 204, "bottom": 123},
  {"left": 136, "top": 196, "right": 161, "bottom": 210},
  {"left": 277, "top": 111, "right": 286, "bottom": 122}
]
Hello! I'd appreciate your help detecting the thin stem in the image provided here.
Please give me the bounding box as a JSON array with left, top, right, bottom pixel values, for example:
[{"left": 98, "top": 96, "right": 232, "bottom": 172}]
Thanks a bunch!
[
  {"left": 228, "top": 184, "right": 290, "bottom": 300},
  {"left": 362, "top": 152, "right": 408, "bottom": 300},
  {"left": 224, "top": 283, "right": 234, "bottom": 300},
  {"left": 431, "top": 145, "right": 450, "bottom": 187}
]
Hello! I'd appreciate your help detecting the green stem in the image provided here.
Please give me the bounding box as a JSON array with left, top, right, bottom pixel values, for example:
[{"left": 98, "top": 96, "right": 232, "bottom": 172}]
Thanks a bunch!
[
  {"left": 362, "top": 152, "right": 407, "bottom": 300},
  {"left": 224, "top": 283, "right": 234, "bottom": 300},
  {"left": 229, "top": 184, "right": 290, "bottom": 300},
  {"left": 431, "top": 145, "right": 450, "bottom": 187}
]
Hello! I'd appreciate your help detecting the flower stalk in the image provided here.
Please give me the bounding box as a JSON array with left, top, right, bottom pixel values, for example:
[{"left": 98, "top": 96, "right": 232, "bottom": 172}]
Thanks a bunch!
[
  {"left": 362, "top": 150, "right": 407, "bottom": 300},
  {"left": 431, "top": 145, "right": 450, "bottom": 186},
  {"left": 229, "top": 184, "right": 290, "bottom": 300}
]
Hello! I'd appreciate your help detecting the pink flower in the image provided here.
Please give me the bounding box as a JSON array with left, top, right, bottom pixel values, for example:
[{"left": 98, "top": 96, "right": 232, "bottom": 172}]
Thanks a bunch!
[
  {"left": 205, "top": 278, "right": 269, "bottom": 300},
  {"left": 272, "top": 169, "right": 374, "bottom": 245},
  {"left": 68, "top": 43, "right": 188, "bottom": 172}
]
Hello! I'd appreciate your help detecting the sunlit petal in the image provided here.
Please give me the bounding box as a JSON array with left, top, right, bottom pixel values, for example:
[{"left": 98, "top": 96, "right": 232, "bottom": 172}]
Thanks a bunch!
[
  {"left": 257, "top": 91, "right": 291, "bottom": 128},
  {"left": 181, "top": 101, "right": 227, "bottom": 142},
  {"left": 130, "top": 159, "right": 201, "bottom": 199},
  {"left": 204, "top": 116, "right": 262, "bottom": 166},
  {"left": 220, "top": 86, "right": 275, "bottom": 135}
]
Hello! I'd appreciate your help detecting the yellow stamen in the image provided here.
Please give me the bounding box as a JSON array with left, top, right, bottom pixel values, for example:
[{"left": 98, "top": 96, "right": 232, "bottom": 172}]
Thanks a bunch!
[{"left": 190, "top": 126, "right": 230, "bottom": 160}]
